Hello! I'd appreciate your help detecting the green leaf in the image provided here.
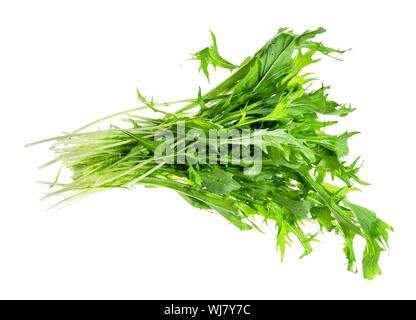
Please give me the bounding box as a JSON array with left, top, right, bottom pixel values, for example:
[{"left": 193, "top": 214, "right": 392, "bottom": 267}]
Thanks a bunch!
[
  {"left": 289, "top": 87, "right": 355, "bottom": 116},
  {"left": 303, "top": 131, "right": 359, "bottom": 157},
  {"left": 343, "top": 200, "right": 393, "bottom": 280},
  {"left": 191, "top": 30, "right": 238, "bottom": 81},
  {"left": 274, "top": 194, "right": 313, "bottom": 219},
  {"left": 311, "top": 206, "right": 335, "bottom": 231},
  {"left": 199, "top": 167, "right": 241, "bottom": 195}
]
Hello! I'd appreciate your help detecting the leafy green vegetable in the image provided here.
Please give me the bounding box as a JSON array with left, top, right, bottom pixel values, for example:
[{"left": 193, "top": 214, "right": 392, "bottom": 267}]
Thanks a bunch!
[{"left": 28, "top": 27, "right": 392, "bottom": 279}]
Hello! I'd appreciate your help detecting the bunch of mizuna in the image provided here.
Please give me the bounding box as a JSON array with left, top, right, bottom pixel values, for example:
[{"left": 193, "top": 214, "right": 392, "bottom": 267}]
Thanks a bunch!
[{"left": 31, "top": 28, "right": 392, "bottom": 279}]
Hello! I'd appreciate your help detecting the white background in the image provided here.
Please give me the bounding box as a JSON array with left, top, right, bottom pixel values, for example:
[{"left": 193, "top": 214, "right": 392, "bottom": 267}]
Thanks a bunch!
[{"left": 1, "top": 0, "right": 415, "bottom": 299}]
